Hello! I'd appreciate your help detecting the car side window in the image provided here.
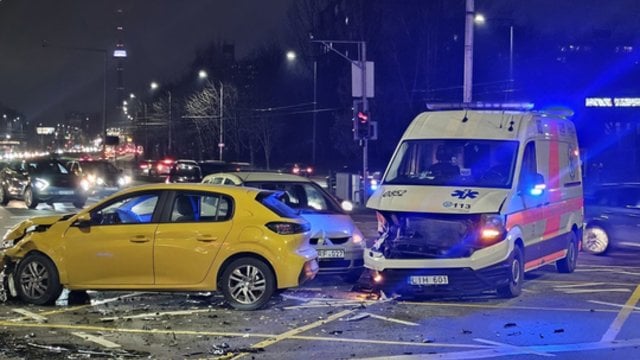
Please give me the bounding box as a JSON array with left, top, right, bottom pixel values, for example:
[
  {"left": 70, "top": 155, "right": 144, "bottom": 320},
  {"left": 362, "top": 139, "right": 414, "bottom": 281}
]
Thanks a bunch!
[
  {"left": 170, "top": 192, "right": 232, "bottom": 223},
  {"left": 91, "top": 192, "right": 160, "bottom": 225},
  {"left": 211, "top": 177, "right": 223, "bottom": 185},
  {"left": 223, "top": 178, "right": 235, "bottom": 185}
]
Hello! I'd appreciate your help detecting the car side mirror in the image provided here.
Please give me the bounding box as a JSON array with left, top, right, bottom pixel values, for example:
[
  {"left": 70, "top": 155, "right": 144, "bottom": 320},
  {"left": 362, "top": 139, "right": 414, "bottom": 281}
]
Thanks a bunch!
[{"left": 74, "top": 213, "right": 92, "bottom": 229}]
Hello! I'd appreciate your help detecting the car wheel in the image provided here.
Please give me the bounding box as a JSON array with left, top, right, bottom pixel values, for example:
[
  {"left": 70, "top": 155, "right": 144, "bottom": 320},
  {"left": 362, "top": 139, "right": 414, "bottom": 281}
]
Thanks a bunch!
[
  {"left": 582, "top": 225, "right": 610, "bottom": 255},
  {"left": 220, "top": 257, "right": 275, "bottom": 311},
  {"left": 73, "top": 197, "right": 86, "bottom": 209},
  {"left": 497, "top": 245, "right": 524, "bottom": 298},
  {"left": 24, "top": 187, "right": 38, "bottom": 209},
  {"left": 0, "top": 185, "right": 8, "bottom": 206},
  {"left": 557, "top": 231, "right": 579, "bottom": 273},
  {"left": 15, "top": 253, "right": 63, "bottom": 305}
]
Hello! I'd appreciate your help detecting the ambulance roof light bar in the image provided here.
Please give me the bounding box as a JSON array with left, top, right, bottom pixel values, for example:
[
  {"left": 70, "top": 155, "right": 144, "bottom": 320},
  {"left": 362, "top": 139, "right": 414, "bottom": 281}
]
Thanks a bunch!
[{"left": 426, "top": 102, "right": 535, "bottom": 111}]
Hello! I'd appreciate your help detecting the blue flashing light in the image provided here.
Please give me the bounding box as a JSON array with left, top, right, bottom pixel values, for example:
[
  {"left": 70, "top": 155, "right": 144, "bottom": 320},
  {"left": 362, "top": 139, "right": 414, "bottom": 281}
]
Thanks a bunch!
[{"left": 529, "top": 184, "right": 546, "bottom": 196}]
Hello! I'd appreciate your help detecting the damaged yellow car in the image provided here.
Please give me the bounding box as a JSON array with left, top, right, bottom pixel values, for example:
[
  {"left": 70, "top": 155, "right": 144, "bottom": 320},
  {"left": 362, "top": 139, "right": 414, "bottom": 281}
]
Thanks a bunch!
[{"left": 0, "top": 183, "right": 318, "bottom": 310}]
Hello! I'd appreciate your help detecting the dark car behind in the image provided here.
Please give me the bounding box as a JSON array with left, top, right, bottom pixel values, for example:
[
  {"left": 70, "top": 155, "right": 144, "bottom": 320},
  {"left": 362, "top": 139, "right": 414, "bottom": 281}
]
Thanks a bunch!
[
  {"left": 0, "top": 157, "right": 87, "bottom": 208},
  {"left": 166, "top": 160, "right": 203, "bottom": 183},
  {"left": 583, "top": 183, "right": 640, "bottom": 255}
]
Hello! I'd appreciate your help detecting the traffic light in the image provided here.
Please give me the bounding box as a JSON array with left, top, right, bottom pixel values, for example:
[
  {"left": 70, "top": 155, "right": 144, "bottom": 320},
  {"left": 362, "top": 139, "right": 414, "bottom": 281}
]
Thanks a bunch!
[{"left": 353, "top": 100, "right": 370, "bottom": 140}]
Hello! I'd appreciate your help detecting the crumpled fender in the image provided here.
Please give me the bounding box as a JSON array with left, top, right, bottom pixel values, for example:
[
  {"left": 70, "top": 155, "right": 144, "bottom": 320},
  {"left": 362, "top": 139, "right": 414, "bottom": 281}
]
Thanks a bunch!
[{"left": 3, "top": 215, "right": 65, "bottom": 242}]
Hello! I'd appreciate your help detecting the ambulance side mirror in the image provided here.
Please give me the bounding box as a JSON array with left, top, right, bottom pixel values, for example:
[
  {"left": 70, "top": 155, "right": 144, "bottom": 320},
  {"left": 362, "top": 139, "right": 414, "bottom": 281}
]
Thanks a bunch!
[{"left": 520, "top": 173, "right": 546, "bottom": 197}]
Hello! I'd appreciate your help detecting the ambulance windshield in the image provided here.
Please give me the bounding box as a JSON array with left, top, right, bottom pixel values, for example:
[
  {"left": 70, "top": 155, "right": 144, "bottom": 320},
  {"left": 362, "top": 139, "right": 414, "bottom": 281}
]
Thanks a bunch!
[{"left": 383, "top": 139, "right": 519, "bottom": 188}]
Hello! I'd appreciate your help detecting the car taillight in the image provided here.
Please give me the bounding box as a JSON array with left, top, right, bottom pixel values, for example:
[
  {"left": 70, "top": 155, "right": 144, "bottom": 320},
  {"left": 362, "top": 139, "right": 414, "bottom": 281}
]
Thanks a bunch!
[{"left": 266, "top": 221, "right": 310, "bottom": 235}]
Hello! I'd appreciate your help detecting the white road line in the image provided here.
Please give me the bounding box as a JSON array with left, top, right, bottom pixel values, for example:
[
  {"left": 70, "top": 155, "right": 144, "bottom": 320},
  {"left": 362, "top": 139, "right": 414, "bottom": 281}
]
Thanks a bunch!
[
  {"left": 559, "top": 288, "right": 631, "bottom": 294},
  {"left": 100, "top": 308, "right": 214, "bottom": 322},
  {"left": 588, "top": 300, "right": 640, "bottom": 311},
  {"left": 11, "top": 309, "right": 47, "bottom": 323},
  {"left": 72, "top": 331, "right": 121, "bottom": 348},
  {"left": 553, "top": 282, "right": 606, "bottom": 288},
  {"left": 474, "top": 338, "right": 554, "bottom": 357},
  {"left": 366, "top": 313, "right": 419, "bottom": 326}
]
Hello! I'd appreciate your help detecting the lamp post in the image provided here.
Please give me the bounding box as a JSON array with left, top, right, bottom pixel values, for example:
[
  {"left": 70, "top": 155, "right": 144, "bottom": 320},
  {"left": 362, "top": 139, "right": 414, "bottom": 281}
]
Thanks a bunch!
[
  {"left": 474, "top": 13, "right": 515, "bottom": 89},
  {"left": 150, "top": 81, "right": 172, "bottom": 155},
  {"left": 286, "top": 51, "right": 317, "bottom": 164},
  {"left": 197, "top": 70, "right": 224, "bottom": 161}
]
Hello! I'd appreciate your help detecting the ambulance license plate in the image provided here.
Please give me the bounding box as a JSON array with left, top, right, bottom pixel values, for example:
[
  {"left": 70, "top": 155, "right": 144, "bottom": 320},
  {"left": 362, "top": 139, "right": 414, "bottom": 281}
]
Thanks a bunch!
[
  {"left": 317, "top": 249, "right": 345, "bottom": 259},
  {"left": 409, "top": 275, "right": 449, "bottom": 286}
]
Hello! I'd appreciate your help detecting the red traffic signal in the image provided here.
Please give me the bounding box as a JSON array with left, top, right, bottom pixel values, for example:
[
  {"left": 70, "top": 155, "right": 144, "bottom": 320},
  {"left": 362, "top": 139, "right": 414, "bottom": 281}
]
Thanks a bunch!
[{"left": 357, "top": 111, "right": 369, "bottom": 123}]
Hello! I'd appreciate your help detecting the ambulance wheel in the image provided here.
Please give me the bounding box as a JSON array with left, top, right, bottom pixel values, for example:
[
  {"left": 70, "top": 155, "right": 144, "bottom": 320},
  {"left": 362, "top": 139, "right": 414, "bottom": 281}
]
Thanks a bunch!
[
  {"left": 582, "top": 224, "right": 610, "bottom": 255},
  {"left": 557, "top": 231, "right": 578, "bottom": 273},
  {"left": 497, "top": 246, "right": 523, "bottom": 298}
]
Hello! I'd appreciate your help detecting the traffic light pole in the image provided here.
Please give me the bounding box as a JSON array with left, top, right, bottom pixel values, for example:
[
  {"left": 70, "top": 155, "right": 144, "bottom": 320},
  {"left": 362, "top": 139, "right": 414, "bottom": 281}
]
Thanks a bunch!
[{"left": 311, "top": 39, "right": 370, "bottom": 205}]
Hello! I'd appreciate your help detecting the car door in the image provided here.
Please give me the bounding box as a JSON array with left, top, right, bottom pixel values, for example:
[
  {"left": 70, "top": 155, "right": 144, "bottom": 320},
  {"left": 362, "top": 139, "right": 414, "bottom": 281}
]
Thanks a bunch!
[
  {"left": 5, "top": 161, "right": 27, "bottom": 197},
  {"left": 62, "top": 191, "right": 162, "bottom": 286},
  {"left": 153, "top": 190, "right": 233, "bottom": 285},
  {"left": 607, "top": 187, "right": 640, "bottom": 245}
]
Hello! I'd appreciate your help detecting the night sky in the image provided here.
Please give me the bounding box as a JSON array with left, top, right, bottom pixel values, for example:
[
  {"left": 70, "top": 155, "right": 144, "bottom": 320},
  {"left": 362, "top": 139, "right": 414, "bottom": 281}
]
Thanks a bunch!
[
  {"left": 0, "top": 0, "right": 293, "bottom": 127},
  {"left": 1, "top": 0, "right": 639, "bottom": 128}
]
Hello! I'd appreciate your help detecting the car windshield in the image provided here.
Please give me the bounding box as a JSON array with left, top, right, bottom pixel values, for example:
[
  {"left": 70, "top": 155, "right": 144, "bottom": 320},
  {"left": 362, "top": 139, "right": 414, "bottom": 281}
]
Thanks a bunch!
[
  {"left": 26, "top": 160, "right": 70, "bottom": 175},
  {"left": 383, "top": 139, "right": 519, "bottom": 188},
  {"left": 81, "top": 161, "right": 119, "bottom": 174},
  {"left": 245, "top": 181, "right": 339, "bottom": 214}
]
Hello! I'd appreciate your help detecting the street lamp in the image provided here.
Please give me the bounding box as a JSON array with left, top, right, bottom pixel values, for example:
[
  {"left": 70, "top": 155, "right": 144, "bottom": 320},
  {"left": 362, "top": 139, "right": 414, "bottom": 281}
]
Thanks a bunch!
[
  {"left": 197, "top": 70, "right": 224, "bottom": 161},
  {"left": 286, "top": 50, "right": 318, "bottom": 164},
  {"left": 474, "top": 13, "right": 515, "bottom": 88},
  {"left": 150, "top": 81, "right": 172, "bottom": 155}
]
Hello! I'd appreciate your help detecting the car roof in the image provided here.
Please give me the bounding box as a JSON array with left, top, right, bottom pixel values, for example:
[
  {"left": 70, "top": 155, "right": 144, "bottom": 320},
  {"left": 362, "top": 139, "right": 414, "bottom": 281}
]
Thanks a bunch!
[
  {"left": 112, "top": 183, "right": 266, "bottom": 197},
  {"left": 204, "top": 171, "right": 313, "bottom": 183}
]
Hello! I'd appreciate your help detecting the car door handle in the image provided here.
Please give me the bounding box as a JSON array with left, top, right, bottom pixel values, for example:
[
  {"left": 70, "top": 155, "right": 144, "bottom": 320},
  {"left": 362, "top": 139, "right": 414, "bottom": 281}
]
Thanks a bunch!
[
  {"left": 130, "top": 235, "right": 151, "bottom": 243},
  {"left": 196, "top": 235, "right": 218, "bottom": 242}
]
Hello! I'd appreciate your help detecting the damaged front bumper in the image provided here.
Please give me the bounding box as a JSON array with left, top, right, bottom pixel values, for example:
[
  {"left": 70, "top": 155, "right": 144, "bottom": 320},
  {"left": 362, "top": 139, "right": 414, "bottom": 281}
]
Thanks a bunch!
[{"left": 364, "top": 240, "right": 514, "bottom": 294}]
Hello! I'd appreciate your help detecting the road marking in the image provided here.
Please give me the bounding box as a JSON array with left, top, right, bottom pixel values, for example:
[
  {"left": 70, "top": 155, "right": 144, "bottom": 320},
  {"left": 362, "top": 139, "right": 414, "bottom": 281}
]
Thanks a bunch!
[
  {"left": 100, "top": 308, "right": 214, "bottom": 322},
  {"left": 474, "top": 338, "right": 554, "bottom": 357},
  {"left": 400, "top": 300, "right": 621, "bottom": 313},
  {"left": 588, "top": 300, "right": 640, "bottom": 311},
  {"left": 291, "top": 335, "right": 492, "bottom": 349},
  {"left": 72, "top": 331, "right": 121, "bottom": 348},
  {"left": 365, "top": 313, "right": 419, "bottom": 326},
  {"left": 11, "top": 308, "right": 47, "bottom": 323},
  {"left": 553, "top": 282, "right": 606, "bottom": 288},
  {"left": 559, "top": 288, "right": 631, "bottom": 294},
  {"left": 601, "top": 285, "right": 640, "bottom": 342}
]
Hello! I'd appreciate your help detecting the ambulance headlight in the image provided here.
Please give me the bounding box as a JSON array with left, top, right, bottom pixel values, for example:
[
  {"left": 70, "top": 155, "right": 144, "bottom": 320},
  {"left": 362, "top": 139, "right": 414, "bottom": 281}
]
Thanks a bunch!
[{"left": 477, "top": 214, "right": 506, "bottom": 247}]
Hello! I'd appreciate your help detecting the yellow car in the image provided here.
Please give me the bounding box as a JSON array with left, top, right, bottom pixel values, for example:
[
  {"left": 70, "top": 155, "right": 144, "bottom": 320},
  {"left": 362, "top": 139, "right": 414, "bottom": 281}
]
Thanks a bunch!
[{"left": 0, "top": 183, "right": 318, "bottom": 310}]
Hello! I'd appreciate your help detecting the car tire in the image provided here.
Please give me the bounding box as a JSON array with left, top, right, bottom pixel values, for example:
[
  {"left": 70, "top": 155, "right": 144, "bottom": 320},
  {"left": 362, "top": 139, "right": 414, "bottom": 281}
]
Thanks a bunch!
[
  {"left": 557, "top": 231, "right": 579, "bottom": 273},
  {"left": 220, "top": 257, "right": 275, "bottom": 311},
  {"left": 497, "top": 245, "right": 524, "bottom": 298},
  {"left": 582, "top": 225, "right": 610, "bottom": 255},
  {"left": 73, "top": 197, "right": 86, "bottom": 209},
  {"left": 0, "top": 185, "right": 8, "bottom": 206},
  {"left": 23, "top": 187, "right": 38, "bottom": 209},
  {"left": 15, "top": 253, "right": 63, "bottom": 305}
]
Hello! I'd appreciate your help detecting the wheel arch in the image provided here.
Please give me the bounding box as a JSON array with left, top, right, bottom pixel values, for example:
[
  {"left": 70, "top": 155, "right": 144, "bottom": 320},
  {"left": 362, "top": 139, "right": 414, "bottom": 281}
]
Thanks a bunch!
[{"left": 215, "top": 252, "right": 277, "bottom": 290}]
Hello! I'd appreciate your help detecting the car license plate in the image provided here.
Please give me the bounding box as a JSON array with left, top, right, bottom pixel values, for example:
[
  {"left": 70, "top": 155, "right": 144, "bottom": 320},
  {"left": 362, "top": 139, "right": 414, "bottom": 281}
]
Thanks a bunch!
[
  {"left": 317, "top": 249, "right": 345, "bottom": 258},
  {"left": 58, "top": 190, "right": 74, "bottom": 195},
  {"left": 409, "top": 275, "right": 449, "bottom": 286}
]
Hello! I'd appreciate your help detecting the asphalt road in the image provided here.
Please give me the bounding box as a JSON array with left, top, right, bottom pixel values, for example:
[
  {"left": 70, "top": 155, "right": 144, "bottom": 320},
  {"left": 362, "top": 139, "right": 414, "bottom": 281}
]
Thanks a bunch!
[{"left": 0, "top": 195, "right": 639, "bottom": 359}]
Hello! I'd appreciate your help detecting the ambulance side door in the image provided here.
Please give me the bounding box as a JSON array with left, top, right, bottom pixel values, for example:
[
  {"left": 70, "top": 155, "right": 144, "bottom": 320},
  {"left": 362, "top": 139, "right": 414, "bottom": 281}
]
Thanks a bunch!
[{"left": 517, "top": 141, "right": 547, "bottom": 262}]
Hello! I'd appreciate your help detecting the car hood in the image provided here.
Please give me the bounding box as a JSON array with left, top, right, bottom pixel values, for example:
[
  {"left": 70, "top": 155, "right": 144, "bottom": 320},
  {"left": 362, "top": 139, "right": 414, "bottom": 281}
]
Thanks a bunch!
[
  {"left": 3, "top": 214, "right": 68, "bottom": 242},
  {"left": 366, "top": 185, "right": 509, "bottom": 214},
  {"left": 300, "top": 213, "right": 362, "bottom": 239}
]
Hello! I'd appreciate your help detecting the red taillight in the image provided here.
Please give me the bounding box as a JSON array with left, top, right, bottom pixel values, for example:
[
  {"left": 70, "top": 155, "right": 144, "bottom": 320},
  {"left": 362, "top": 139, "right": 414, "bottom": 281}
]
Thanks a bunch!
[{"left": 266, "top": 221, "right": 309, "bottom": 235}]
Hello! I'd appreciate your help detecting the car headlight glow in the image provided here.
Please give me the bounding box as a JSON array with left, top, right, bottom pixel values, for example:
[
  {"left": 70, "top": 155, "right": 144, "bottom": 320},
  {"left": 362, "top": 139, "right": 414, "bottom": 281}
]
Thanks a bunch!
[
  {"left": 80, "top": 179, "right": 90, "bottom": 191},
  {"left": 96, "top": 177, "right": 105, "bottom": 185},
  {"left": 33, "top": 178, "right": 49, "bottom": 191},
  {"left": 477, "top": 214, "right": 506, "bottom": 247}
]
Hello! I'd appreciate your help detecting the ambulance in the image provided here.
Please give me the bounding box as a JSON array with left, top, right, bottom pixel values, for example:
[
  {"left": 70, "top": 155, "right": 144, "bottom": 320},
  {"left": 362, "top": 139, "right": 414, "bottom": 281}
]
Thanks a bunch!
[{"left": 365, "top": 105, "right": 583, "bottom": 297}]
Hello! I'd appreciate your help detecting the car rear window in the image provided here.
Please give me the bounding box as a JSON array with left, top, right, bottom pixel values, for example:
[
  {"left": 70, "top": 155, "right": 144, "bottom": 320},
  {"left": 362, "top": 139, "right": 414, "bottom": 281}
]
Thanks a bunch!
[{"left": 256, "top": 191, "right": 299, "bottom": 218}]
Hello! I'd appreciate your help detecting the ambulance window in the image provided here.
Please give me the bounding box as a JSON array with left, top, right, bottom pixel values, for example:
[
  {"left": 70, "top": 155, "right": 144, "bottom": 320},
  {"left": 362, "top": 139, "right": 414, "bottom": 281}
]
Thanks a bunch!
[{"left": 519, "top": 142, "right": 538, "bottom": 187}]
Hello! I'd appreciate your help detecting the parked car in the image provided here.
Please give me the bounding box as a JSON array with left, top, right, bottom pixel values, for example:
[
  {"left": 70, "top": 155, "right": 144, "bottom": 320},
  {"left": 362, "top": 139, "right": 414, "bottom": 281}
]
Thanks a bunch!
[
  {"left": 0, "top": 158, "right": 88, "bottom": 209},
  {"left": 198, "top": 160, "right": 254, "bottom": 176},
  {"left": 280, "top": 163, "right": 314, "bottom": 177},
  {"left": 136, "top": 159, "right": 158, "bottom": 176},
  {"left": 202, "top": 171, "right": 364, "bottom": 282},
  {"left": 0, "top": 183, "right": 318, "bottom": 310},
  {"left": 583, "top": 183, "right": 640, "bottom": 255},
  {"left": 166, "top": 160, "right": 203, "bottom": 183},
  {"left": 67, "top": 159, "right": 131, "bottom": 198}
]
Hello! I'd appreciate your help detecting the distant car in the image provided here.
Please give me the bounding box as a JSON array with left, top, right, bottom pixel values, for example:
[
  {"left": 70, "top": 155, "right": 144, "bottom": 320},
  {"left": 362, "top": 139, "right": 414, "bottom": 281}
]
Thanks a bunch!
[
  {"left": 136, "top": 159, "right": 157, "bottom": 176},
  {"left": 166, "top": 160, "right": 203, "bottom": 183},
  {"left": 583, "top": 183, "right": 640, "bottom": 255},
  {"left": 0, "top": 183, "right": 318, "bottom": 310},
  {"left": 156, "top": 158, "right": 176, "bottom": 176},
  {"left": 281, "top": 163, "right": 314, "bottom": 177},
  {"left": 198, "top": 160, "right": 255, "bottom": 176},
  {"left": 202, "top": 171, "right": 364, "bottom": 282},
  {"left": 0, "top": 158, "right": 88, "bottom": 209},
  {"left": 67, "top": 159, "right": 131, "bottom": 198}
]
